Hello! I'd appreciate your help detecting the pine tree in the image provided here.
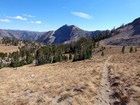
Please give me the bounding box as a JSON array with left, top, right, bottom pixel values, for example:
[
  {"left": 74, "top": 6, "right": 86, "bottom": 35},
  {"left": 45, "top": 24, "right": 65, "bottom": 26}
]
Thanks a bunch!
[
  {"left": 135, "top": 47, "right": 137, "bottom": 53},
  {"left": 0, "top": 63, "right": 2, "bottom": 69},
  {"left": 69, "top": 53, "right": 72, "bottom": 60},
  {"left": 130, "top": 46, "right": 133, "bottom": 53},
  {"left": 122, "top": 46, "right": 125, "bottom": 54},
  {"left": 101, "top": 52, "right": 104, "bottom": 56}
]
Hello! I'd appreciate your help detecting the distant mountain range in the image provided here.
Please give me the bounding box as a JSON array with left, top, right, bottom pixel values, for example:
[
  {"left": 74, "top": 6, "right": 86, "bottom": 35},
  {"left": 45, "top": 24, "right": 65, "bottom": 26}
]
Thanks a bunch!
[
  {"left": 1, "top": 17, "right": 140, "bottom": 45},
  {"left": 0, "top": 29, "right": 43, "bottom": 41}
]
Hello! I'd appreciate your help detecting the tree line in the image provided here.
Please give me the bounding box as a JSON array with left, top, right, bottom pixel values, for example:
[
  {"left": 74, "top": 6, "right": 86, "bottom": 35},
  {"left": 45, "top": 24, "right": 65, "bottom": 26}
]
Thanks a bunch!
[{"left": 0, "top": 37, "right": 96, "bottom": 68}]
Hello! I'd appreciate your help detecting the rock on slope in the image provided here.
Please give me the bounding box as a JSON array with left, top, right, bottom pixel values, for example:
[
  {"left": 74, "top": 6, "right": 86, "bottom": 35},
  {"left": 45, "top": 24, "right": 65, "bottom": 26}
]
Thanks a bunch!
[{"left": 100, "top": 17, "right": 140, "bottom": 46}]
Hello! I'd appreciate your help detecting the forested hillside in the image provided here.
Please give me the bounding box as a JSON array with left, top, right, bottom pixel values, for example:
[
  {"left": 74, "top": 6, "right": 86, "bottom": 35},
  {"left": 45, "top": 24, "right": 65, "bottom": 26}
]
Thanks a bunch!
[{"left": 0, "top": 37, "right": 101, "bottom": 69}]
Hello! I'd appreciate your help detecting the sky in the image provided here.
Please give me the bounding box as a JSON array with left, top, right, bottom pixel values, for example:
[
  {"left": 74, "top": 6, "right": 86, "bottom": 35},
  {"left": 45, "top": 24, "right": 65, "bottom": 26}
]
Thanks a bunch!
[{"left": 0, "top": 0, "right": 140, "bottom": 32}]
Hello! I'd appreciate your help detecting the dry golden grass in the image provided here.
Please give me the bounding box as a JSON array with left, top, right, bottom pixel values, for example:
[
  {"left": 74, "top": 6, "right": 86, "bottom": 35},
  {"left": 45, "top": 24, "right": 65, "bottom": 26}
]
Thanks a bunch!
[
  {"left": 0, "top": 46, "right": 139, "bottom": 105},
  {"left": 94, "top": 46, "right": 140, "bottom": 105},
  {"left": 0, "top": 56, "right": 106, "bottom": 105},
  {"left": 108, "top": 48, "right": 140, "bottom": 105},
  {"left": 0, "top": 44, "right": 19, "bottom": 53}
]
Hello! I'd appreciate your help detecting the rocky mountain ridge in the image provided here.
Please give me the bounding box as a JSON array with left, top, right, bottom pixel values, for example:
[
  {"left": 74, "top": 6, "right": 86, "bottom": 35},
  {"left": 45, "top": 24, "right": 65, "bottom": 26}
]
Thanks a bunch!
[
  {"left": 1, "top": 17, "right": 140, "bottom": 45},
  {"left": 0, "top": 29, "right": 43, "bottom": 41},
  {"left": 38, "top": 24, "right": 101, "bottom": 44},
  {"left": 100, "top": 17, "right": 140, "bottom": 46}
]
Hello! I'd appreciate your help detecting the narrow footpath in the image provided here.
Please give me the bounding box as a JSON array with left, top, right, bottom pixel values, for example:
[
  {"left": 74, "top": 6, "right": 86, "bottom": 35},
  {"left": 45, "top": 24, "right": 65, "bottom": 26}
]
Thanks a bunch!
[{"left": 94, "top": 56, "right": 112, "bottom": 105}]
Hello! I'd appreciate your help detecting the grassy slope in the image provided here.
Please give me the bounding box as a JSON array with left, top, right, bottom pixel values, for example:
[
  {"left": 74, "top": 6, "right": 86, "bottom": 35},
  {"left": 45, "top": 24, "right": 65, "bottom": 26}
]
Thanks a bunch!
[
  {"left": 0, "top": 46, "right": 140, "bottom": 105},
  {"left": 0, "top": 56, "right": 106, "bottom": 105},
  {"left": 0, "top": 44, "right": 19, "bottom": 53}
]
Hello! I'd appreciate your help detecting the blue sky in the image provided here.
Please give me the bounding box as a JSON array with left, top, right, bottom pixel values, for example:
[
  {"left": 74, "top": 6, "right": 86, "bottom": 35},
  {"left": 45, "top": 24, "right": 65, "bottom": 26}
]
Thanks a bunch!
[{"left": 0, "top": 0, "right": 140, "bottom": 32}]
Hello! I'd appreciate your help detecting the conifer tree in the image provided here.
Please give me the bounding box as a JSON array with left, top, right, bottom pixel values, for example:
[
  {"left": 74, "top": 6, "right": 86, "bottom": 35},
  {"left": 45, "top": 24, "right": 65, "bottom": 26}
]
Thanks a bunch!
[
  {"left": 101, "top": 51, "right": 104, "bottom": 56},
  {"left": 130, "top": 46, "right": 133, "bottom": 53},
  {"left": 135, "top": 47, "right": 137, "bottom": 53},
  {"left": 0, "top": 63, "right": 2, "bottom": 69},
  {"left": 122, "top": 46, "right": 125, "bottom": 54},
  {"left": 69, "top": 53, "right": 72, "bottom": 60}
]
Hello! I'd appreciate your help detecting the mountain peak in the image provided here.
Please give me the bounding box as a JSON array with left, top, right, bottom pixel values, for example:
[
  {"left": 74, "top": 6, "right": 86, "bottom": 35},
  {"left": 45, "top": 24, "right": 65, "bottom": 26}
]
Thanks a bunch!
[
  {"left": 38, "top": 24, "right": 101, "bottom": 44},
  {"left": 132, "top": 17, "right": 140, "bottom": 26},
  {"left": 60, "top": 24, "right": 79, "bottom": 29}
]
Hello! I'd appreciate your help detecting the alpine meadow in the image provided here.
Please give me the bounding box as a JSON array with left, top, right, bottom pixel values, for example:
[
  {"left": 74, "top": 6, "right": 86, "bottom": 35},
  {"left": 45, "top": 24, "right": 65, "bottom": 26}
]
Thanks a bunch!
[{"left": 0, "top": 0, "right": 140, "bottom": 105}]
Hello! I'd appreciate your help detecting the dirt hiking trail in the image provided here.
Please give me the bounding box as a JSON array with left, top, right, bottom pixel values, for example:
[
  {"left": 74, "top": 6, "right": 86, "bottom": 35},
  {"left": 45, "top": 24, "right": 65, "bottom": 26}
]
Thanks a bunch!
[{"left": 94, "top": 56, "right": 112, "bottom": 105}]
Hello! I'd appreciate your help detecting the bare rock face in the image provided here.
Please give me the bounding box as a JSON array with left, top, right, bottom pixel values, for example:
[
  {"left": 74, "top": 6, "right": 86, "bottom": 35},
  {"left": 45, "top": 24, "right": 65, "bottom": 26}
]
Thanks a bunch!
[
  {"left": 101, "top": 17, "right": 140, "bottom": 46},
  {"left": 37, "top": 31, "right": 55, "bottom": 44},
  {"left": 38, "top": 24, "right": 101, "bottom": 44}
]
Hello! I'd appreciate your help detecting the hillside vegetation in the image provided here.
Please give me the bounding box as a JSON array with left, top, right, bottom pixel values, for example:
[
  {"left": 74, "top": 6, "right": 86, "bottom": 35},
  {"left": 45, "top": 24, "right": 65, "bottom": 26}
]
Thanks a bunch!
[
  {"left": 0, "top": 46, "right": 140, "bottom": 105},
  {"left": 0, "top": 37, "right": 96, "bottom": 69}
]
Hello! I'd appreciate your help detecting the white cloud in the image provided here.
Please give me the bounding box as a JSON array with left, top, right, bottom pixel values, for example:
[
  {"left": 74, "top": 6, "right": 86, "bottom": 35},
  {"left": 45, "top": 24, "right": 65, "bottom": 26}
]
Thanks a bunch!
[
  {"left": 30, "top": 21, "right": 42, "bottom": 24},
  {"left": 7, "top": 16, "right": 27, "bottom": 21},
  {"left": 14, "top": 16, "right": 27, "bottom": 20},
  {"left": 0, "top": 19, "right": 11, "bottom": 22},
  {"left": 72, "top": 12, "right": 92, "bottom": 19},
  {"left": 23, "top": 14, "right": 35, "bottom": 18}
]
